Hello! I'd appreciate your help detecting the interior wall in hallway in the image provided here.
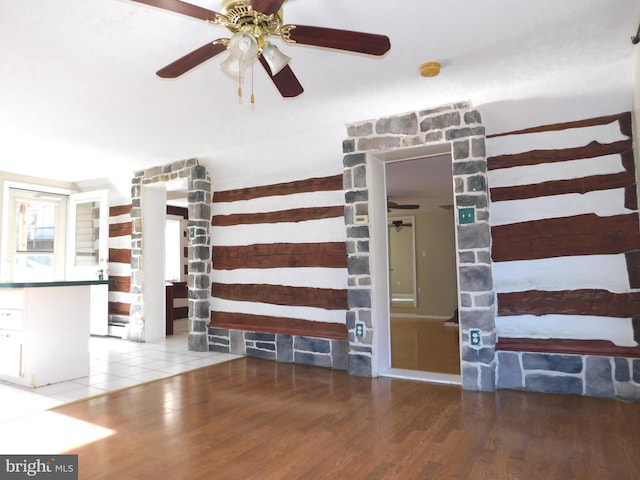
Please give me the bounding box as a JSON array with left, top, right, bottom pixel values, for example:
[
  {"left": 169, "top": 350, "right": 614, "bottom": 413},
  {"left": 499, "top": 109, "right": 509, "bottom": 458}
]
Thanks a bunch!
[{"left": 390, "top": 210, "right": 458, "bottom": 318}]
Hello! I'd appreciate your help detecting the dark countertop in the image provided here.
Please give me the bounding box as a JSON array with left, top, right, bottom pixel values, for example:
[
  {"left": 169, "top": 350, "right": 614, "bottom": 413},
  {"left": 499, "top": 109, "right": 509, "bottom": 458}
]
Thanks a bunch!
[{"left": 0, "top": 279, "right": 115, "bottom": 288}]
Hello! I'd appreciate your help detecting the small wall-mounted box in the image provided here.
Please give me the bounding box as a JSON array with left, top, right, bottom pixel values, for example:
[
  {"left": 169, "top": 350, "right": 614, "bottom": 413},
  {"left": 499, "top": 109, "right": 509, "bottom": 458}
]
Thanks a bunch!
[
  {"left": 354, "top": 215, "right": 369, "bottom": 224},
  {"left": 458, "top": 207, "right": 475, "bottom": 225}
]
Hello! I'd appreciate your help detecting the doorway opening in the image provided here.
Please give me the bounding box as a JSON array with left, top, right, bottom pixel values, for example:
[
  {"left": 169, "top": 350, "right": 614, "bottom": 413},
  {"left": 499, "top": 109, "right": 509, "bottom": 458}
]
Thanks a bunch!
[
  {"left": 343, "top": 103, "right": 495, "bottom": 390},
  {"left": 386, "top": 155, "right": 461, "bottom": 380},
  {"left": 165, "top": 187, "right": 189, "bottom": 336},
  {"left": 129, "top": 160, "right": 213, "bottom": 352}
]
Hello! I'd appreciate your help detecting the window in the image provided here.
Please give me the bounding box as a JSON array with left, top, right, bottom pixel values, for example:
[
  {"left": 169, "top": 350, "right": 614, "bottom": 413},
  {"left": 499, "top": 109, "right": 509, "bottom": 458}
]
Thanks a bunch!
[
  {"left": 165, "top": 217, "right": 182, "bottom": 282},
  {"left": 7, "top": 188, "right": 68, "bottom": 281}
]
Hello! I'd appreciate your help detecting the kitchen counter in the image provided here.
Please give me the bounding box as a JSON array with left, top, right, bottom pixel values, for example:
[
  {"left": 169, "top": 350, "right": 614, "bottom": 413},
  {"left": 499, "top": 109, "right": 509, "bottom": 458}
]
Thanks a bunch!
[
  {"left": 0, "top": 279, "right": 114, "bottom": 288},
  {"left": 0, "top": 280, "right": 114, "bottom": 387}
]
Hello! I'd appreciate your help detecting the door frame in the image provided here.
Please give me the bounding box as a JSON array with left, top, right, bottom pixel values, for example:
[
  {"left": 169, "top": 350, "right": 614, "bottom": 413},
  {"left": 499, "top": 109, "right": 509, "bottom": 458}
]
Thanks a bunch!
[
  {"left": 342, "top": 103, "right": 496, "bottom": 391},
  {"left": 370, "top": 144, "right": 461, "bottom": 383}
]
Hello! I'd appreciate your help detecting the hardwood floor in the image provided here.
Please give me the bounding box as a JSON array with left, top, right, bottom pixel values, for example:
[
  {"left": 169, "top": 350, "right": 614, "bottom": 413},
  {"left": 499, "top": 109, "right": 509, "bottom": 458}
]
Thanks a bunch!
[
  {"left": 391, "top": 317, "right": 461, "bottom": 374},
  {"left": 33, "top": 357, "right": 640, "bottom": 479}
]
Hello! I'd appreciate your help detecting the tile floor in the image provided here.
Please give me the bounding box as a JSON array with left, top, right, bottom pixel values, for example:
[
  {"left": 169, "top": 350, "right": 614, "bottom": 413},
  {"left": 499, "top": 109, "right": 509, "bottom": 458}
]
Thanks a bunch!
[{"left": 0, "top": 332, "right": 242, "bottom": 425}]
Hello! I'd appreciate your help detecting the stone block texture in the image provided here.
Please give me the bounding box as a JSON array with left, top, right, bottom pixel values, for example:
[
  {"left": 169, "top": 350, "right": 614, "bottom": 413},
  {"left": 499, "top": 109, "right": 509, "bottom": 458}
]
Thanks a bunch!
[
  {"left": 130, "top": 159, "right": 212, "bottom": 351},
  {"left": 496, "top": 351, "right": 640, "bottom": 400},
  {"left": 344, "top": 102, "right": 495, "bottom": 388},
  {"left": 212, "top": 328, "right": 350, "bottom": 371}
]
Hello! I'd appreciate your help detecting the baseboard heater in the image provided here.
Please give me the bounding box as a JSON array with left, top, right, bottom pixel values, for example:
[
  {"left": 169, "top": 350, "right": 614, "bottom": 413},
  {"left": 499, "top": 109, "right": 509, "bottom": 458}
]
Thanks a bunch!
[{"left": 107, "top": 322, "right": 128, "bottom": 338}]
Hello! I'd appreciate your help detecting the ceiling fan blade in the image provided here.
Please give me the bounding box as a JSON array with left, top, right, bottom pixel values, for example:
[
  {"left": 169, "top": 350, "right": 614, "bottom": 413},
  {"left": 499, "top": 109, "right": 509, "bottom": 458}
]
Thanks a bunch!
[
  {"left": 282, "top": 25, "right": 390, "bottom": 56},
  {"left": 388, "top": 202, "right": 420, "bottom": 210},
  {"left": 250, "top": 0, "right": 286, "bottom": 16},
  {"left": 258, "top": 56, "right": 304, "bottom": 98},
  {"left": 157, "top": 41, "right": 227, "bottom": 78},
  {"left": 129, "top": 0, "right": 220, "bottom": 22}
]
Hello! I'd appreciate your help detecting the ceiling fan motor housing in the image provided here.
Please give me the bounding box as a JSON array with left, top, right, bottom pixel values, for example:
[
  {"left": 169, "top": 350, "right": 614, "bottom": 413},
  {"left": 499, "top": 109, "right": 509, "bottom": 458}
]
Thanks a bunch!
[{"left": 221, "top": 1, "right": 282, "bottom": 38}]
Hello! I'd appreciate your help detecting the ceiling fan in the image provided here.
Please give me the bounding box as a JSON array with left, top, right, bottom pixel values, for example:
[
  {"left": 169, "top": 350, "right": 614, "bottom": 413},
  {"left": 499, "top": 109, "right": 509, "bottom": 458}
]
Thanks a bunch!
[
  {"left": 129, "top": 0, "right": 391, "bottom": 99},
  {"left": 387, "top": 200, "right": 420, "bottom": 211}
]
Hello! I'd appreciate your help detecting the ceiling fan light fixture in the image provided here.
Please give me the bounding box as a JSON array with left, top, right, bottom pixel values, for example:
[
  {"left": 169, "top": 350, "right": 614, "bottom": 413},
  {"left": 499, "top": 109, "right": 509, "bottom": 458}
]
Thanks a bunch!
[
  {"left": 261, "top": 43, "right": 291, "bottom": 75},
  {"left": 220, "top": 55, "right": 242, "bottom": 79},
  {"left": 221, "top": 31, "right": 260, "bottom": 99},
  {"left": 228, "top": 31, "right": 259, "bottom": 61}
]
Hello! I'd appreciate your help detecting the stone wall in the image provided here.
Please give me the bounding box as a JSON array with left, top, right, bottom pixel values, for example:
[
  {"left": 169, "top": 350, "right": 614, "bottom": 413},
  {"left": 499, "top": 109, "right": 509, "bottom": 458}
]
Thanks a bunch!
[
  {"left": 210, "top": 327, "right": 349, "bottom": 370},
  {"left": 497, "top": 351, "right": 640, "bottom": 400},
  {"left": 343, "top": 102, "right": 496, "bottom": 389},
  {"left": 129, "top": 159, "right": 212, "bottom": 351}
]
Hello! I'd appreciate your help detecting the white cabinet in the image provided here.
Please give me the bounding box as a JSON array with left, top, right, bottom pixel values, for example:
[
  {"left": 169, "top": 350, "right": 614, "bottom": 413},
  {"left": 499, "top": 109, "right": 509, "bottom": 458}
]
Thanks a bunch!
[
  {"left": 0, "top": 282, "right": 105, "bottom": 388},
  {"left": 0, "top": 291, "right": 24, "bottom": 377}
]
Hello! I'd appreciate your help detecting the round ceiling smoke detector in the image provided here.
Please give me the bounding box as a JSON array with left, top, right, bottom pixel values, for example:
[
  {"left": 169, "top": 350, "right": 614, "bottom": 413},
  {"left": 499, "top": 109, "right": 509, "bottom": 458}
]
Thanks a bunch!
[{"left": 420, "top": 61, "right": 441, "bottom": 77}]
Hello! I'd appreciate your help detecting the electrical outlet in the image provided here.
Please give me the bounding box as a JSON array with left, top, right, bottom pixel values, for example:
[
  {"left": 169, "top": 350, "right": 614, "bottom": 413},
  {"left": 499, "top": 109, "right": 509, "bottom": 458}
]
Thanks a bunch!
[
  {"left": 470, "top": 329, "right": 482, "bottom": 346},
  {"left": 458, "top": 207, "right": 475, "bottom": 225},
  {"left": 355, "top": 323, "right": 364, "bottom": 337}
]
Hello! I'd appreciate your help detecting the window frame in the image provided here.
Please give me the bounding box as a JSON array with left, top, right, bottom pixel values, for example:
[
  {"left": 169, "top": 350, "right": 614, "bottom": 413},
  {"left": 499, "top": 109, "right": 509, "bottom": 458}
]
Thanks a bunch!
[{"left": 1, "top": 181, "right": 73, "bottom": 281}]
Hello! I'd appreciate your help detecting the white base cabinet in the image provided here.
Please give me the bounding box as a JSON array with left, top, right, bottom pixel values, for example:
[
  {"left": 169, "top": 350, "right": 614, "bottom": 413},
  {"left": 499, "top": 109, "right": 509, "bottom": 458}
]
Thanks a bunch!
[{"left": 0, "top": 282, "right": 108, "bottom": 388}]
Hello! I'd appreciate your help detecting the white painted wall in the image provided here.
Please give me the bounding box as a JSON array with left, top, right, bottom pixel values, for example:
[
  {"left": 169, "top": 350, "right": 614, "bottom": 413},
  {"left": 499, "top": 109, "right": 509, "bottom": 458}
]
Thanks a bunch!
[{"left": 142, "top": 184, "right": 166, "bottom": 342}]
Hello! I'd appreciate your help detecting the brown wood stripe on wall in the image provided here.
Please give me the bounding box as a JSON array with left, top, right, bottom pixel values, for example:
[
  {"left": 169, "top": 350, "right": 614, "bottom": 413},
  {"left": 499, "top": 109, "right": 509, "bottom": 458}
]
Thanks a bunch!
[
  {"left": 213, "top": 242, "right": 348, "bottom": 270},
  {"left": 109, "top": 302, "right": 130, "bottom": 316},
  {"left": 497, "top": 289, "right": 640, "bottom": 318},
  {"left": 625, "top": 251, "right": 640, "bottom": 289},
  {"left": 109, "top": 248, "right": 131, "bottom": 264},
  {"left": 214, "top": 175, "right": 343, "bottom": 203},
  {"left": 491, "top": 213, "right": 640, "bottom": 262},
  {"left": 212, "top": 206, "right": 344, "bottom": 227},
  {"left": 496, "top": 337, "right": 640, "bottom": 358},
  {"left": 211, "top": 282, "right": 348, "bottom": 310},
  {"left": 109, "top": 222, "right": 132, "bottom": 238},
  {"left": 489, "top": 170, "right": 636, "bottom": 203},
  {"left": 487, "top": 112, "right": 632, "bottom": 138},
  {"left": 487, "top": 140, "right": 632, "bottom": 171},
  {"left": 211, "top": 311, "right": 348, "bottom": 340},
  {"left": 109, "top": 275, "right": 131, "bottom": 293},
  {"left": 109, "top": 204, "right": 132, "bottom": 217}
]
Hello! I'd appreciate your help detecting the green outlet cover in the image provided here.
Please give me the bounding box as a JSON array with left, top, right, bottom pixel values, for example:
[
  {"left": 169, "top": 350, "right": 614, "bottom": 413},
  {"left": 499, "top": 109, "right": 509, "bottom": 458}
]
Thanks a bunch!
[
  {"left": 470, "top": 329, "right": 482, "bottom": 346},
  {"left": 458, "top": 207, "right": 475, "bottom": 225}
]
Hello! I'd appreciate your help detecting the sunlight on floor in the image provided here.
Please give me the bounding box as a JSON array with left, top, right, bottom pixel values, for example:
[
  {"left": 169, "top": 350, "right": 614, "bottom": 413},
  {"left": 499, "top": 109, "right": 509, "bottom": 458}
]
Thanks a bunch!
[
  {"left": 0, "top": 332, "right": 242, "bottom": 425},
  {"left": 0, "top": 411, "right": 115, "bottom": 454}
]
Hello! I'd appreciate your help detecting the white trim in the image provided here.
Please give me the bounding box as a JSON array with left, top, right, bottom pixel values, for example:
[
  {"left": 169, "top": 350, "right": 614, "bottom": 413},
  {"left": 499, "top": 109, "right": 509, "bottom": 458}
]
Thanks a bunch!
[
  {"left": 1, "top": 181, "right": 74, "bottom": 281},
  {"left": 381, "top": 368, "right": 461, "bottom": 385}
]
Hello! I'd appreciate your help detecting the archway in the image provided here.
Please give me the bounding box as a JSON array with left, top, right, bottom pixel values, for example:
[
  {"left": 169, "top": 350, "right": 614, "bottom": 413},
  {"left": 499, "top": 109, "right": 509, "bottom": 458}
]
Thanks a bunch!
[{"left": 128, "top": 159, "right": 213, "bottom": 352}]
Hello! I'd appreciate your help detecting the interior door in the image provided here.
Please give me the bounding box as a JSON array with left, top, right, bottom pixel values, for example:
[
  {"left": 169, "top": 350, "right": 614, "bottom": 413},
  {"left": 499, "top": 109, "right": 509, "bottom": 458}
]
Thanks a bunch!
[
  {"left": 66, "top": 190, "right": 109, "bottom": 335},
  {"left": 66, "top": 190, "right": 108, "bottom": 280}
]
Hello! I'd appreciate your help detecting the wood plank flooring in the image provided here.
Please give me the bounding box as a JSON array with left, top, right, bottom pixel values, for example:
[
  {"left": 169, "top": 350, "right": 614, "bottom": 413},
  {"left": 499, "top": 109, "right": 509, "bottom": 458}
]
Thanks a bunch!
[
  {"left": 42, "top": 357, "right": 640, "bottom": 479},
  {"left": 391, "top": 317, "right": 461, "bottom": 374}
]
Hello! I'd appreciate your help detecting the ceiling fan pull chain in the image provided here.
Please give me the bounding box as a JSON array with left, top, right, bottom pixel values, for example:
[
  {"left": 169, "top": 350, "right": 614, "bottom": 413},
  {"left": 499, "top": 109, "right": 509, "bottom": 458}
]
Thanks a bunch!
[{"left": 251, "top": 61, "right": 255, "bottom": 104}]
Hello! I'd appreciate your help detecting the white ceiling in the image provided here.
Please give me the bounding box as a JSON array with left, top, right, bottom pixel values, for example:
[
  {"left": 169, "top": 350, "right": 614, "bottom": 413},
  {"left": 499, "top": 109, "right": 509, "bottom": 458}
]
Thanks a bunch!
[{"left": 1, "top": 0, "right": 639, "bottom": 201}]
